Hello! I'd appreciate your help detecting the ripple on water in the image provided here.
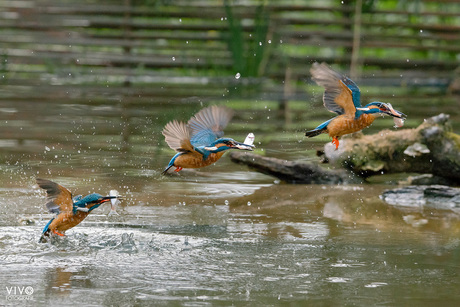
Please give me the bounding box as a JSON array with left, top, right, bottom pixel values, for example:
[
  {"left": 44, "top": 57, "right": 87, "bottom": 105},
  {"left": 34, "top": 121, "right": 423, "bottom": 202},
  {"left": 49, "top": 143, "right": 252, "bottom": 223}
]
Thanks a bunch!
[
  {"left": 330, "top": 261, "right": 366, "bottom": 268},
  {"left": 326, "top": 277, "right": 351, "bottom": 283},
  {"left": 364, "top": 282, "right": 388, "bottom": 288}
]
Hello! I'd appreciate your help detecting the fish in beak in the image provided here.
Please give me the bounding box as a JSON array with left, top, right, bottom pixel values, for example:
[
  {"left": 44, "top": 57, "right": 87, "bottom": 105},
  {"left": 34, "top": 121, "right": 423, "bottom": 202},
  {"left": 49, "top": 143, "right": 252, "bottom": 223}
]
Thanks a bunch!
[
  {"left": 379, "top": 103, "right": 406, "bottom": 118},
  {"left": 244, "top": 133, "right": 255, "bottom": 146},
  {"left": 234, "top": 132, "right": 256, "bottom": 150},
  {"left": 108, "top": 190, "right": 122, "bottom": 215},
  {"left": 380, "top": 103, "right": 407, "bottom": 127},
  {"left": 233, "top": 141, "right": 255, "bottom": 151}
]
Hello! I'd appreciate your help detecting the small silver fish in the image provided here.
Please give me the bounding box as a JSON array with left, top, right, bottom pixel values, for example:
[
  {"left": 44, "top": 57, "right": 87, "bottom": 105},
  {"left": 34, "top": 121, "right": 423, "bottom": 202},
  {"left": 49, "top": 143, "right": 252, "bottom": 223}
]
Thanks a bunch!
[
  {"left": 244, "top": 133, "right": 255, "bottom": 146},
  {"left": 386, "top": 103, "right": 405, "bottom": 128},
  {"left": 393, "top": 117, "right": 405, "bottom": 128},
  {"left": 108, "top": 190, "right": 120, "bottom": 216}
]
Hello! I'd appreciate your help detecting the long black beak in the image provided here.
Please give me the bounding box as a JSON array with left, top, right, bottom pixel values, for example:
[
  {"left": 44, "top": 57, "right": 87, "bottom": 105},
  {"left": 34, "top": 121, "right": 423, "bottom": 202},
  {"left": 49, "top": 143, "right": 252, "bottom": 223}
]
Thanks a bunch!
[
  {"left": 381, "top": 107, "right": 406, "bottom": 119},
  {"left": 388, "top": 110, "right": 406, "bottom": 119}
]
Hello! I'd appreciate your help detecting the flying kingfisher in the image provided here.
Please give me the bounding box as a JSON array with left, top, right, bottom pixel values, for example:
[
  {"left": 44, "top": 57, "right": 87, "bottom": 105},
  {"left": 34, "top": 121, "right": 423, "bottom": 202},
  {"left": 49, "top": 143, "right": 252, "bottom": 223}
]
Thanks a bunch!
[
  {"left": 36, "top": 178, "right": 121, "bottom": 243},
  {"left": 162, "top": 105, "right": 254, "bottom": 174},
  {"left": 305, "top": 63, "right": 406, "bottom": 149}
]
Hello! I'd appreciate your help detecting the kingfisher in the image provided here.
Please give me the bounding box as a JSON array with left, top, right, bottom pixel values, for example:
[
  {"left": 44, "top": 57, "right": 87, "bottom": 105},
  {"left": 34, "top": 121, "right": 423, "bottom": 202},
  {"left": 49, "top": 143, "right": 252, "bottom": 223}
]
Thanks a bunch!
[
  {"left": 36, "top": 178, "right": 121, "bottom": 243},
  {"left": 305, "top": 63, "right": 406, "bottom": 149},
  {"left": 162, "top": 105, "right": 254, "bottom": 174}
]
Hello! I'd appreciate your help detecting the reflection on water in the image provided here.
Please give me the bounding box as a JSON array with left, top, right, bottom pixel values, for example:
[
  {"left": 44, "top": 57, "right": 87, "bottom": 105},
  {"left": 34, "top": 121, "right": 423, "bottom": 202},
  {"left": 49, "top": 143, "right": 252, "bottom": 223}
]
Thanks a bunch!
[
  {"left": 44, "top": 267, "right": 72, "bottom": 297},
  {"left": 1, "top": 98, "right": 460, "bottom": 305},
  {"left": 1, "top": 177, "right": 460, "bottom": 305}
]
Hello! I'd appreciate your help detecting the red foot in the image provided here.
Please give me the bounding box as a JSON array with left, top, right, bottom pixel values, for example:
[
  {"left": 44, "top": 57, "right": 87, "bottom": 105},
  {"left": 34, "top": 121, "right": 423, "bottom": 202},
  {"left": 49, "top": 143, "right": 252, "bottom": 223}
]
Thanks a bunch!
[
  {"left": 174, "top": 167, "right": 183, "bottom": 172},
  {"left": 53, "top": 230, "right": 65, "bottom": 237},
  {"left": 332, "top": 137, "right": 339, "bottom": 150}
]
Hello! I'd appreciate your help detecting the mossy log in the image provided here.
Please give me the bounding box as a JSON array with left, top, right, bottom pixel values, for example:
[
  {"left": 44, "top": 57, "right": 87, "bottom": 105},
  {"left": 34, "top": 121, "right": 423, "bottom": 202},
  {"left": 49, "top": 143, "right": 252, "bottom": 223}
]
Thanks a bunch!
[
  {"left": 229, "top": 152, "right": 361, "bottom": 184},
  {"left": 230, "top": 114, "right": 460, "bottom": 184},
  {"left": 324, "top": 113, "right": 460, "bottom": 182}
]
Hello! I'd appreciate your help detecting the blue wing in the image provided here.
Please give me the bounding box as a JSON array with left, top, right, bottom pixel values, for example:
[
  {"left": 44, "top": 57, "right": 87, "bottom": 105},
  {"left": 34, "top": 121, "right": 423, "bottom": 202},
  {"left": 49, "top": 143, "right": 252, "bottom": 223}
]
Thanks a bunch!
[
  {"left": 310, "top": 63, "right": 361, "bottom": 116},
  {"left": 341, "top": 76, "right": 361, "bottom": 109},
  {"left": 189, "top": 130, "right": 219, "bottom": 148},
  {"left": 188, "top": 105, "right": 234, "bottom": 147}
]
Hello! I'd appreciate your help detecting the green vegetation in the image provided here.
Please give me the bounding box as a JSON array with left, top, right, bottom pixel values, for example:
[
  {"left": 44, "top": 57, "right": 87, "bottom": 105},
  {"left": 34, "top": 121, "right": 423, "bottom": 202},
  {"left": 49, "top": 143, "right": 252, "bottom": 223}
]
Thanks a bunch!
[{"left": 223, "top": 0, "right": 271, "bottom": 78}]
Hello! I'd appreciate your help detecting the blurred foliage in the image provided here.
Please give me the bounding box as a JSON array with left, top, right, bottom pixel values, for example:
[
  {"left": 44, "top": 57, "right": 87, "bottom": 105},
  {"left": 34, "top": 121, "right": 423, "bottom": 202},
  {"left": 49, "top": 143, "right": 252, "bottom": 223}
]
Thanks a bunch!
[
  {"left": 1, "top": 0, "right": 458, "bottom": 96},
  {"left": 223, "top": 0, "right": 272, "bottom": 78}
]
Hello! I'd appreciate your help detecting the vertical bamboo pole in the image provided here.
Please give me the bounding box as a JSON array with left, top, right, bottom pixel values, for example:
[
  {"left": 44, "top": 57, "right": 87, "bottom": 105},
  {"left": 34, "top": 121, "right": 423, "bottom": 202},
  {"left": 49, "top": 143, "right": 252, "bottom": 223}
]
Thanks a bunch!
[
  {"left": 123, "top": 0, "right": 132, "bottom": 87},
  {"left": 280, "top": 65, "right": 293, "bottom": 125},
  {"left": 121, "top": 0, "right": 132, "bottom": 151}
]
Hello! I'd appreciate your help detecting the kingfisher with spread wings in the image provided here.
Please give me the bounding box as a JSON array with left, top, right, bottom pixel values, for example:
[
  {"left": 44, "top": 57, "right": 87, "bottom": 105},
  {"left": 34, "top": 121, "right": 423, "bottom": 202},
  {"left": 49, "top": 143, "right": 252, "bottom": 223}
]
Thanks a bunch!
[
  {"left": 37, "top": 178, "right": 121, "bottom": 242},
  {"left": 162, "top": 105, "right": 254, "bottom": 174},
  {"left": 305, "top": 63, "right": 406, "bottom": 149}
]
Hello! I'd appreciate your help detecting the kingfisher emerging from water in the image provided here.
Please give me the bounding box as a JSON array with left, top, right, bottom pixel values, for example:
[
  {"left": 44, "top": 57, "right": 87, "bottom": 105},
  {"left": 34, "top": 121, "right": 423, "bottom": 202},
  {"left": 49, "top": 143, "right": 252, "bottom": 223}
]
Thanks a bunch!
[
  {"left": 37, "top": 178, "right": 121, "bottom": 243},
  {"left": 305, "top": 63, "right": 406, "bottom": 149},
  {"left": 162, "top": 105, "right": 254, "bottom": 174}
]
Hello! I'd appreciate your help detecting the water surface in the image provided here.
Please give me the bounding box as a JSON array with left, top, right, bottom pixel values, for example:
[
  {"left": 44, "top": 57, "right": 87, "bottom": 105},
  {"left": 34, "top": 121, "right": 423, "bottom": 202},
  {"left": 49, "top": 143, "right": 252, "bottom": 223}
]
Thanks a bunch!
[{"left": 1, "top": 96, "right": 460, "bottom": 305}]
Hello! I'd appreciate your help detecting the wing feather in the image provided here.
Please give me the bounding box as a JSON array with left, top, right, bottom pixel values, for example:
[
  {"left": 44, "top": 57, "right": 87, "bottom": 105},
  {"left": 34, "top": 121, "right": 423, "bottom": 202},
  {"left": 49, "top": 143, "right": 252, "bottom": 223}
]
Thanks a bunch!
[
  {"left": 162, "top": 120, "right": 194, "bottom": 152},
  {"left": 310, "top": 62, "right": 361, "bottom": 116},
  {"left": 36, "top": 178, "right": 73, "bottom": 213},
  {"left": 187, "top": 105, "right": 234, "bottom": 147}
]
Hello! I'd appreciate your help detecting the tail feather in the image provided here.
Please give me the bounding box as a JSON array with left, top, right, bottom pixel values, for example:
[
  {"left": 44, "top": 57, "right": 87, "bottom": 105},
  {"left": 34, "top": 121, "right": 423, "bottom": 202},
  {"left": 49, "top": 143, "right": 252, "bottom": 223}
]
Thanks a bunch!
[
  {"left": 38, "top": 218, "right": 54, "bottom": 243},
  {"left": 305, "top": 118, "right": 333, "bottom": 138},
  {"left": 38, "top": 229, "right": 51, "bottom": 243},
  {"left": 162, "top": 164, "right": 174, "bottom": 175},
  {"left": 162, "top": 152, "right": 182, "bottom": 175},
  {"left": 305, "top": 128, "right": 326, "bottom": 138}
]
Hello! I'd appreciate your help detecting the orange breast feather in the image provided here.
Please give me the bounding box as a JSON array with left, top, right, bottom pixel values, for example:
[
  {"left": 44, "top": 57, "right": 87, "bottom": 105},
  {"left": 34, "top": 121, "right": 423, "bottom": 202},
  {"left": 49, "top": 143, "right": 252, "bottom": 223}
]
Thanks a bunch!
[
  {"left": 327, "top": 114, "right": 375, "bottom": 138},
  {"left": 49, "top": 211, "right": 89, "bottom": 234},
  {"left": 174, "top": 151, "right": 226, "bottom": 169}
]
